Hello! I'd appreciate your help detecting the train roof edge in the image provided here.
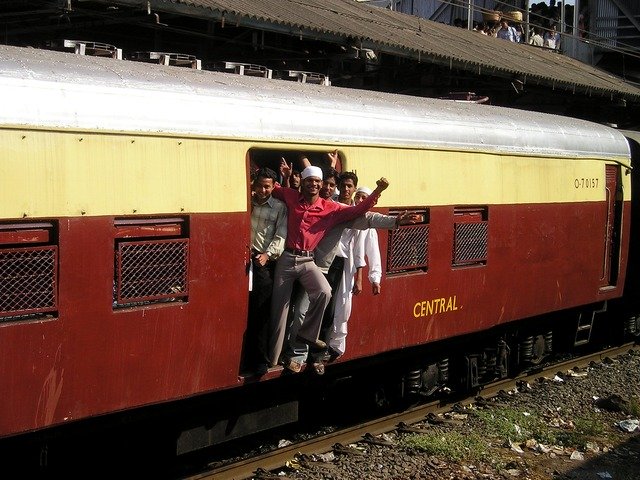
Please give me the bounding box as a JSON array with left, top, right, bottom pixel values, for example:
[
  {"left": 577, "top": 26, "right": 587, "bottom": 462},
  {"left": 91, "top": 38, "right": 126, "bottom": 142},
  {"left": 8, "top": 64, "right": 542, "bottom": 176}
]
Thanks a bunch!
[{"left": 0, "top": 44, "right": 631, "bottom": 166}]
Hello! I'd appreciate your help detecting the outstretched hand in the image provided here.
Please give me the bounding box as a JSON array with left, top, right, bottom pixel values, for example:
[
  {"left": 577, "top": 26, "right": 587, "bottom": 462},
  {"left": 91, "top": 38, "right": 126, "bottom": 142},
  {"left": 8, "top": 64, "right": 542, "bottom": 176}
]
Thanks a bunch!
[{"left": 397, "top": 211, "right": 423, "bottom": 226}]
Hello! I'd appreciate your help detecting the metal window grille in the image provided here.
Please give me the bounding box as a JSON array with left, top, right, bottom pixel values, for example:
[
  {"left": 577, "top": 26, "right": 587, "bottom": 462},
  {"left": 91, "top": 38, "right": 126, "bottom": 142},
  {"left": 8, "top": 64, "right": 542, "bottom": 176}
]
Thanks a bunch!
[
  {"left": 115, "top": 239, "right": 189, "bottom": 306},
  {"left": 453, "top": 222, "right": 488, "bottom": 265},
  {"left": 0, "top": 246, "right": 58, "bottom": 318},
  {"left": 387, "top": 224, "right": 429, "bottom": 274}
]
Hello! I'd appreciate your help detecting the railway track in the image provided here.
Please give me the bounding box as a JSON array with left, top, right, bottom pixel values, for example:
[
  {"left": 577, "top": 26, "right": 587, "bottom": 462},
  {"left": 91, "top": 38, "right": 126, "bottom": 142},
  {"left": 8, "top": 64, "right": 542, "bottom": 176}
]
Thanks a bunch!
[{"left": 183, "top": 342, "right": 638, "bottom": 480}]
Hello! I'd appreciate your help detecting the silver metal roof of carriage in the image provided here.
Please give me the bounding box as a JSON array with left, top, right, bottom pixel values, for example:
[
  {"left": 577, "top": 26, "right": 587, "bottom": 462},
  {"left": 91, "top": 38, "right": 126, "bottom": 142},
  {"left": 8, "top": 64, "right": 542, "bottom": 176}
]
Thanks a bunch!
[{"left": 0, "top": 44, "right": 631, "bottom": 165}]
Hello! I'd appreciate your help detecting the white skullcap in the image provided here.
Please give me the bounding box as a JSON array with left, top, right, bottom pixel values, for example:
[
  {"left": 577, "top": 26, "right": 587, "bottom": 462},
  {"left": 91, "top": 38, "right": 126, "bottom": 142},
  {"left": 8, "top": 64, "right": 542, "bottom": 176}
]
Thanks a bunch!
[
  {"left": 356, "top": 186, "right": 373, "bottom": 195},
  {"left": 301, "top": 166, "right": 323, "bottom": 180}
]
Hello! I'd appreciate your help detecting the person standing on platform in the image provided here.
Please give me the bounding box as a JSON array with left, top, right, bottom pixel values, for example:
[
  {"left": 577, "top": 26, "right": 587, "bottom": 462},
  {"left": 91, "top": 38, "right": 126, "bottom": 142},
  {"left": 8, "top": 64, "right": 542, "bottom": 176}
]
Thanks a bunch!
[{"left": 496, "top": 19, "right": 517, "bottom": 42}]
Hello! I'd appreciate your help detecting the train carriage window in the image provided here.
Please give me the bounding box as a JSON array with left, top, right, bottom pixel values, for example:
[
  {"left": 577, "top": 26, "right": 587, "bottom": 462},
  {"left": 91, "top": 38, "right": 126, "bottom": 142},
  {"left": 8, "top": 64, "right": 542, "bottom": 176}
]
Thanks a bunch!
[
  {"left": 0, "top": 221, "right": 58, "bottom": 322},
  {"left": 113, "top": 217, "right": 189, "bottom": 309},
  {"left": 452, "top": 207, "right": 488, "bottom": 268},
  {"left": 387, "top": 209, "right": 430, "bottom": 275}
]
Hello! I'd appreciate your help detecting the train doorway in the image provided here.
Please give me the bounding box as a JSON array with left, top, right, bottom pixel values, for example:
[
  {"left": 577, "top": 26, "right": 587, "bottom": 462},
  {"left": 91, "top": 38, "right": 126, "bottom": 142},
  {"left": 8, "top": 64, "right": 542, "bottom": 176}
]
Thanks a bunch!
[{"left": 600, "top": 164, "right": 622, "bottom": 288}]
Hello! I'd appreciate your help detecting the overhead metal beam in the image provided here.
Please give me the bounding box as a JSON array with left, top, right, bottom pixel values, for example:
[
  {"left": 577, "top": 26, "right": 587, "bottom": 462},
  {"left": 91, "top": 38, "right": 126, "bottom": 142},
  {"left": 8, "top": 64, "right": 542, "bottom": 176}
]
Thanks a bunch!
[{"left": 610, "top": 0, "right": 640, "bottom": 35}]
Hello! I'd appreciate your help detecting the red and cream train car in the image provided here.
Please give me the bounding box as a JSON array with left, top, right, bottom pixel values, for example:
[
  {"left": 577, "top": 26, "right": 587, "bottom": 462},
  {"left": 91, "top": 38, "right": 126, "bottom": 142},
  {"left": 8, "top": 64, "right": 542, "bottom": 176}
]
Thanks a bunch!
[{"left": 0, "top": 44, "right": 635, "bottom": 459}]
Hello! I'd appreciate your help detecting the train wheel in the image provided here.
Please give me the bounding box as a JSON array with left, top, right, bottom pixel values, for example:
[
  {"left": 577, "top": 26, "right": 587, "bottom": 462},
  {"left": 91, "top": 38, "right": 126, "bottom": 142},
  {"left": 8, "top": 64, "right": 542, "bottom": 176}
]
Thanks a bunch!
[
  {"left": 625, "top": 316, "right": 640, "bottom": 338},
  {"left": 497, "top": 340, "right": 509, "bottom": 378},
  {"left": 420, "top": 364, "right": 441, "bottom": 396},
  {"left": 520, "top": 334, "right": 546, "bottom": 366},
  {"left": 530, "top": 334, "right": 546, "bottom": 365},
  {"left": 373, "top": 386, "right": 389, "bottom": 410}
]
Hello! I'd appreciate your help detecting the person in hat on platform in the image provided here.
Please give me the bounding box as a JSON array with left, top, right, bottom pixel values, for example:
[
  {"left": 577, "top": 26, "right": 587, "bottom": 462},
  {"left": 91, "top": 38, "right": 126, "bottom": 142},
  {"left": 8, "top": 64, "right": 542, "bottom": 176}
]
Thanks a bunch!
[{"left": 264, "top": 153, "right": 390, "bottom": 373}]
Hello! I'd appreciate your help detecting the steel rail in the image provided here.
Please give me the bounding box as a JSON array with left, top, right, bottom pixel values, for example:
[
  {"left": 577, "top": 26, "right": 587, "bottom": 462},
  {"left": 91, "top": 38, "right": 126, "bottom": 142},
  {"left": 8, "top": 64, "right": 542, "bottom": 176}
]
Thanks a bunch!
[{"left": 184, "top": 342, "right": 638, "bottom": 480}]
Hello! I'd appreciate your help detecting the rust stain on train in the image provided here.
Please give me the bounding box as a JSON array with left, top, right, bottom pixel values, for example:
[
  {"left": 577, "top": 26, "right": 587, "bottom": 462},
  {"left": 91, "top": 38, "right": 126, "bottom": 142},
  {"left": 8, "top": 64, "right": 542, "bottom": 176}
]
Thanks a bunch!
[{"left": 36, "top": 346, "right": 65, "bottom": 427}]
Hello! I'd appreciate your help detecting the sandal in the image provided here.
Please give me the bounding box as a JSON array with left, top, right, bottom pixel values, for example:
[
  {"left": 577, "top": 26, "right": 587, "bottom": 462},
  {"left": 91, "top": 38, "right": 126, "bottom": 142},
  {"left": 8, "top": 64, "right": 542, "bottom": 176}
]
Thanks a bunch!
[
  {"left": 311, "top": 362, "right": 325, "bottom": 376},
  {"left": 324, "top": 346, "right": 342, "bottom": 363},
  {"left": 283, "top": 358, "right": 302, "bottom": 373}
]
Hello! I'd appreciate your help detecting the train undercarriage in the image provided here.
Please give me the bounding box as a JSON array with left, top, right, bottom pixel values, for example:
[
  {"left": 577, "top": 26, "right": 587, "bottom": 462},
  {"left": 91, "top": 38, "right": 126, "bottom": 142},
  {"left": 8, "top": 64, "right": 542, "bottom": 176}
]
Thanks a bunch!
[{"left": 2, "top": 302, "right": 638, "bottom": 476}]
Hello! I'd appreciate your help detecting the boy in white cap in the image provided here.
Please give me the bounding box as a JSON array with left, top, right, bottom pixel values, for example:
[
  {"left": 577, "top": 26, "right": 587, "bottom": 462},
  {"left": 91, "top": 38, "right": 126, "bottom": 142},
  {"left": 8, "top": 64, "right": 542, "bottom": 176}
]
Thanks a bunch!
[{"left": 266, "top": 157, "right": 390, "bottom": 372}]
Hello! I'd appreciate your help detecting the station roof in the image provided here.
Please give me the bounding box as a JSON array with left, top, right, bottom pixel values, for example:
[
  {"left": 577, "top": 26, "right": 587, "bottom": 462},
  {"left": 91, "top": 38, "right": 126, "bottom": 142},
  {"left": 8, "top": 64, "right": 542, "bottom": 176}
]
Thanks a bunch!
[{"left": 107, "top": 0, "right": 640, "bottom": 101}]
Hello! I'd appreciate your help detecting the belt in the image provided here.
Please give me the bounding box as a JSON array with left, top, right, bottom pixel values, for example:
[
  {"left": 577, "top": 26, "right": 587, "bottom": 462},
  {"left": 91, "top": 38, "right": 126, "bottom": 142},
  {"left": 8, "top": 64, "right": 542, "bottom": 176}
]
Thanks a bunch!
[{"left": 285, "top": 247, "right": 314, "bottom": 257}]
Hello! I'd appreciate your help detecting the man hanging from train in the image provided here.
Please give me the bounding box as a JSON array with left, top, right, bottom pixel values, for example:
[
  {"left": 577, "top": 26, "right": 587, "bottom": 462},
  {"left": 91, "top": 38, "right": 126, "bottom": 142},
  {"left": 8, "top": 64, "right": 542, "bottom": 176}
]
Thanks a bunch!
[
  {"left": 282, "top": 161, "right": 341, "bottom": 374},
  {"left": 264, "top": 152, "right": 390, "bottom": 373},
  {"left": 244, "top": 167, "right": 287, "bottom": 373},
  {"left": 275, "top": 153, "right": 421, "bottom": 374},
  {"left": 328, "top": 185, "right": 384, "bottom": 360}
]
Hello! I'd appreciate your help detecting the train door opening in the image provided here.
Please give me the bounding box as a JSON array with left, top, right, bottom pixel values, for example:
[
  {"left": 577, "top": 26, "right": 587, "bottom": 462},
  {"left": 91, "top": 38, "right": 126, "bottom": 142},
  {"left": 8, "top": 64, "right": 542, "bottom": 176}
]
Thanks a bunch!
[
  {"left": 241, "top": 148, "right": 340, "bottom": 374},
  {"left": 600, "top": 164, "right": 623, "bottom": 289},
  {"left": 241, "top": 149, "right": 288, "bottom": 374}
]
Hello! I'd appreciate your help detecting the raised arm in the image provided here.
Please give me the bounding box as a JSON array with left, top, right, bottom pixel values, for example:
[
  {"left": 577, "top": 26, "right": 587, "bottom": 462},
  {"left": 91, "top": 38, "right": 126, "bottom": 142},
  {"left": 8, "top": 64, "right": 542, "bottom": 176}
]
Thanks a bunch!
[
  {"left": 279, "top": 157, "right": 291, "bottom": 188},
  {"left": 299, "top": 154, "right": 311, "bottom": 169},
  {"left": 329, "top": 177, "right": 390, "bottom": 226},
  {"left": 327, "top": 149, "right": 339, "bottom": 169}
]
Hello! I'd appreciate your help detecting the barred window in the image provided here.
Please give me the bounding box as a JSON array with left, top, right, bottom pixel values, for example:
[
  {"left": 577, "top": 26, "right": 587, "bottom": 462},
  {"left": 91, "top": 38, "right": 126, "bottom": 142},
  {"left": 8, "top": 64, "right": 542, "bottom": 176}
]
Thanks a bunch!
[
  {"left": 0, "top": 222, "right": 58, "bottom": 322},
  {"left": 387, "top": 209, "right": 429, "bottom": 275},
  {"left": 114, "top": 217, "right": 189, "bottom": 309},
  {"left": 452, "top": 207, "right": 488, "bottom": 267}
]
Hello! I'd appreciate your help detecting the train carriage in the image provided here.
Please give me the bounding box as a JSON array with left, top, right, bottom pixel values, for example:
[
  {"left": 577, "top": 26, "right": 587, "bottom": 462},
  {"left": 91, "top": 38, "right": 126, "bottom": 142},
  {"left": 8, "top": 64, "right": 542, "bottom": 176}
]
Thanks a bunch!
[{"left": 0, "top": 44, "right": 635, "bottom": 459}]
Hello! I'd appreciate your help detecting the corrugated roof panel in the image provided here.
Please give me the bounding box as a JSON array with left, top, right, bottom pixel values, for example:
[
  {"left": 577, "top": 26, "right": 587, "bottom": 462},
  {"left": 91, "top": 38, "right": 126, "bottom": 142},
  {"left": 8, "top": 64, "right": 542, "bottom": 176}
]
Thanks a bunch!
[{"left": 114, "top": 0, "right": 640, "bottom": 99}]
